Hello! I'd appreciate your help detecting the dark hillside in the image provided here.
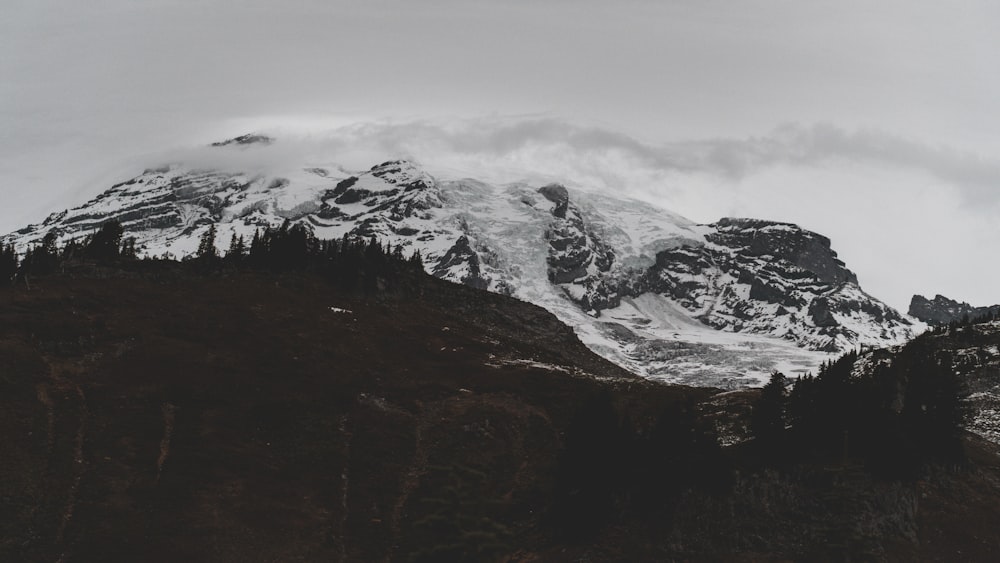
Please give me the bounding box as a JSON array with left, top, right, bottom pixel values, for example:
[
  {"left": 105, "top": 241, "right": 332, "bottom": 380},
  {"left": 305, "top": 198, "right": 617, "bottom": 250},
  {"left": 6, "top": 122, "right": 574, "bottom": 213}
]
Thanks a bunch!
[
  {"left": 4, "top": 261, "right": 1000, "bottom": 561},
  {"left": 0, "top": 267, "right": 707, "bottom": 562}
]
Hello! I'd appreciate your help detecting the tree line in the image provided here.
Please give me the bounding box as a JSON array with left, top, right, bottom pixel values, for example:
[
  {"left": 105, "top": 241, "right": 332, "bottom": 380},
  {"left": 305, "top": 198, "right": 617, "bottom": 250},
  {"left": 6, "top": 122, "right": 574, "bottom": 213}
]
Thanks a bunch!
[
  {"left": 751, "top": 338, "right": 968, "bottom": 476},
  {"left": 4, "top": 219, "right": 425, "bottom": 293}
]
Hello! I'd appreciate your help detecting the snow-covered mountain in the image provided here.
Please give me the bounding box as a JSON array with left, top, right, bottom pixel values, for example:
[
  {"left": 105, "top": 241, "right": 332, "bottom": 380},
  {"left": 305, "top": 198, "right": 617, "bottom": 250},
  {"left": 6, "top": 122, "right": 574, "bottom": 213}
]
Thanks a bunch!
[{"left": 4, "top": 136, "right": 923, "bottom": 387}]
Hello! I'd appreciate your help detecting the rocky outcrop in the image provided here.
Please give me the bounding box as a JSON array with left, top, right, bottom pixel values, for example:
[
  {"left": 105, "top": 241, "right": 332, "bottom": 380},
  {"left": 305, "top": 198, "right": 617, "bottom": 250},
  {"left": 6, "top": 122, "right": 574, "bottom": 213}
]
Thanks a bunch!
[
  {"left": 432, "top": 235, "right": 489, "bottom": 290},
  {"left": 322, "top": 160, "right": 441, "bottom": 218},
  {"left": 909, "top": 294, "right": 1000, "bottom": 326},
  {"left": 634, "top": 219, "right": 911, "bottom": 351},
  {"left": 708, "top": 218, "right": 857, "bottom": 285},
  {"left": 539, "top": 184, "right": 618, "bottom": 310}
]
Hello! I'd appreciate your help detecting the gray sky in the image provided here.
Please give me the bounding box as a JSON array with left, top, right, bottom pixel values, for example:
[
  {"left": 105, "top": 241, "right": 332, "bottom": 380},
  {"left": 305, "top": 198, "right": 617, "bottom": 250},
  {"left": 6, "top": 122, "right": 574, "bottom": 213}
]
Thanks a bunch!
[{"left": 3, "top": 0, "right": 999, "bottom": 310}]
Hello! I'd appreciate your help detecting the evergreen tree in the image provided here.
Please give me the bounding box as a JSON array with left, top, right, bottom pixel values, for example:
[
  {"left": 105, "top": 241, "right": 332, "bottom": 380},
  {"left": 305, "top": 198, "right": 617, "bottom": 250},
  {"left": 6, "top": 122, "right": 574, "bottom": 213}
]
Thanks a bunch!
[
  {"left": 0, "top": 243, "right": 18, "bottom": 283},
  {"left": 120, "top": 237, "right": 138, "bottom": 261},
  {"left": 752, "top": 371, "right": 788, "bottom": 451},
  {"left": 84, "top": 220, "right": 124, "bottom": 262},
  {"left": 226, "top": 233, "right": 246, "bottom": 262},
  {"left": 196, "top": 224, "right": 218, "bottom": 260},
  {"left": 21, "top": 232, "right": 59, "bottom": 275}
]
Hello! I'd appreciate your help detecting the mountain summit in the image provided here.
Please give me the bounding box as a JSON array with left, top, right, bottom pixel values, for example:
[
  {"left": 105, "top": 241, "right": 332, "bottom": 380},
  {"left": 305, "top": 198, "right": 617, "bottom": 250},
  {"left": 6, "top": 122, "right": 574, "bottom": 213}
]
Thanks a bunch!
[{"left": 4, "top": 138, "right": 921, "bottom": 386}]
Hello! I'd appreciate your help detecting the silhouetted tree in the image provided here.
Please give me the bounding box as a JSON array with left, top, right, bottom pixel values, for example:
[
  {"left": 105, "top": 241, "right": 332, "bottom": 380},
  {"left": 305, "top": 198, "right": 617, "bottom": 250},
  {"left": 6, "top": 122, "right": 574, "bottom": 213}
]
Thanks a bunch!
[
  {"left": 196, "top": 224, "right": 218, "bottom": 260},
  {"left": 226, "top": 233, "right": 246, "bottom": 262},
  {"left": 120, "top": 237, "right": 138, "bottom": 261},
  {"left": 20, "top": 232, "right": 59, "bottom": 275},
  {"left": 752, "top": 371, "right": 788, "bottom": 453},
  {"left": 84, "top": 220, "right": 124, "bottom": 262},
  {"left": 0, "top": 243, "right": 18, "bottom": 283}
]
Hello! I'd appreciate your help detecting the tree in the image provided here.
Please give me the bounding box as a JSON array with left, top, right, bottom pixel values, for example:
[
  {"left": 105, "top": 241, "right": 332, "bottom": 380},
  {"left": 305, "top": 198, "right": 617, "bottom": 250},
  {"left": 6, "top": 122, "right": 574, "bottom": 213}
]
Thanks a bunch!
[
  {"left": 120, "top": 237, "right": 138, "bottom": 261},
  {"left": 20, "top": 232, "right": 59, "bottom": 275},
  {"left": 0, "top": 243, "right": 18, "bottom": 283},
  {"left": 84, "top": 220, "right": 124, "bottom": 262},
  {"left": 226, "top": 233, "right": 246, "bottom": 262},
  {"left": 752, "top": 371, "right": 788, "bottom": 452},
  {"left": 196, "top": 224, "right": 218, "bottom": 260},
  {"left": 901, "top": 349, "right": 967, "bottom": 463}
]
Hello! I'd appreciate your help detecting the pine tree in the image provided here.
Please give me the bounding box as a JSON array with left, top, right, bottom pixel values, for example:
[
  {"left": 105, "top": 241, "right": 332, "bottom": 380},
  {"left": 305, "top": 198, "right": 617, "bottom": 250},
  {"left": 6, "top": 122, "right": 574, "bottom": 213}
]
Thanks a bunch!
[
  {"left": 752, "top": 371, "right": 788, "bottom": 451},
  {"left": 21, "top": 232, "right": 59, "bottom": 275},
  {"left": 196, "top": 224, "right": 218, "bottom": 260},
  {"left": 226, "top": 233, "right": 246, "bottom": 261},
  {"left": 120, "top": 237, "right": 138, "bottom": 261},
  {"left": 0, "top": 243, "right": 17, "bottom": 283},
  {"left": 84, "top": 220, "right": 124, "bottom": 262}
]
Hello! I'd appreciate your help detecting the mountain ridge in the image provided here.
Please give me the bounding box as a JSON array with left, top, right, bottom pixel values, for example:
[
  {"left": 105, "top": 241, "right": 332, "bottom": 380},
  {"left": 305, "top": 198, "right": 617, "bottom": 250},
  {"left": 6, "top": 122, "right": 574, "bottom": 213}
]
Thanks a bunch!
[{"left": 909, "top": 293, "right": 1000, "bottom": 326}]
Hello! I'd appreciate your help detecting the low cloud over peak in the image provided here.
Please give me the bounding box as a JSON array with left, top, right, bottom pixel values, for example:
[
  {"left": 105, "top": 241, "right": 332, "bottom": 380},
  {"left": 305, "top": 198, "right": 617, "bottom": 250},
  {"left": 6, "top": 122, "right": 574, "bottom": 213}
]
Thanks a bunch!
[{"left": 216, "top": 116, "right": 1000, "bottom": 208}]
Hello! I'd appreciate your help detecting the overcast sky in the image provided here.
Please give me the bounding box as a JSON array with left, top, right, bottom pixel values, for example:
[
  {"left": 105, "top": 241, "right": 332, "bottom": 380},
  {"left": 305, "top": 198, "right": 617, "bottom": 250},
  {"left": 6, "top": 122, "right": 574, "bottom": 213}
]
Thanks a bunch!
[{"left": 3, "top": 0, "right": 999, "bottom": 310}]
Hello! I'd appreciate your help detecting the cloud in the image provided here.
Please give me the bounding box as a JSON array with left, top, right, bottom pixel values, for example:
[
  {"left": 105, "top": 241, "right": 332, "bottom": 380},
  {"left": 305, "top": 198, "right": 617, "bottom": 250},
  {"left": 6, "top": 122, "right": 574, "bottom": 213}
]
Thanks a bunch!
[
  {"left": 218, "top": 117, "right": 1000, "bottom": 210},
  {"left": 685, "top": 124, "right": 1000, "bottom": 199}
]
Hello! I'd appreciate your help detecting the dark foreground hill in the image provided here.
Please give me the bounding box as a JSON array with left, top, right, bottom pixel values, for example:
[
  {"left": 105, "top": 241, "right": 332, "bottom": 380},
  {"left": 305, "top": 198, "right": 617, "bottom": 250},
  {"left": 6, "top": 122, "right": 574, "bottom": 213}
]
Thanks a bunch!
[{"left": 4, "top": 264, "right": 1000, "bottom": 561}]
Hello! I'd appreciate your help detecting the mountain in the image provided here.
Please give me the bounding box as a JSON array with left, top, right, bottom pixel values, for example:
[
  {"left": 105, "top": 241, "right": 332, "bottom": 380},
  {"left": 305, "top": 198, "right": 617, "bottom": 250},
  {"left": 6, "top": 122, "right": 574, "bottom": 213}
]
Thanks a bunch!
[
  {"left": 909, "top": 293, "right": 1000, "bottom": 326},
  {"left": 4, "top": 137, "right": 922, "bottom": 387}
]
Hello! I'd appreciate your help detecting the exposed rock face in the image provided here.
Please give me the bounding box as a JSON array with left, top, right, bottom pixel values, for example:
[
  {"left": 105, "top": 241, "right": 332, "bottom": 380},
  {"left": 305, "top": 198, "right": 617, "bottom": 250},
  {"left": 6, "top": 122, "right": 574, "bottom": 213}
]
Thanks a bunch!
[
  {"left": 321, "top": 160, "right": 442, "bottom": 220},
  {"left": 538, "top": 185, "right": 617, "bottom": 310},
  {"left": 708, "top": 218, "right": 857, "bottom": 285},
  {"left": 11, "top": 168, "right": 260, "bottom": 248},
  {"left": 432, "top": 235, "right": 489, "bottom": 290},
  {"left": 909, "top": 294, "right": 1000, "bottom": 326},
  {"left": 580, "top": 217, "right": 912, "bottom": 352}
]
